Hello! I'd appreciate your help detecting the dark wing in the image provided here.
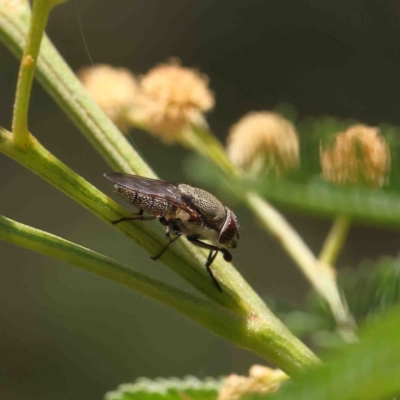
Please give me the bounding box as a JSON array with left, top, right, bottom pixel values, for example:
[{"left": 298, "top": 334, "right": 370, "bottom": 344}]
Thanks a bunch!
[{"left": 104, "top": 173, "right": 198, "bottom": 216}]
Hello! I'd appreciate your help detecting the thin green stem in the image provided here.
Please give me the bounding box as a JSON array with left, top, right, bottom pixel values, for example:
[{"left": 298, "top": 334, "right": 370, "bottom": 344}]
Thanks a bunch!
[
  {"left": 319, "top": 216, "right": 351, "bottom": 266},
  {"left": 11, "top": 0, "right": 63, "bottom": 146},
  {"left": 0, "top": 126, "right": 320, "bottom": 375},
  {"left": 183, "top": 124, "right": 236, "bottom": 175},
  {"left": 0, "top": 2, "right": 153, "bottom": 174},
  {"left": 0, "top": 215, "right": 320, "bottom": 376},
  {"left": 181, "top": 125, "right": 357, "bottom": 340},
  {"left": 0, "top": 5, "right": 261, "bottom": 311},
  {"left": 0, "top": 3, "right": 321, "bottom": 372},
  {"left": 245, "top": 192, "right": 356, "bottom": 341},
  {"left": 0, "top": 127, "right": 233, "bottom": 310},
  {"left": 0, "top": 3, "right": 279, "bottom": 320},
  {"left": 0, "top": 126, "right": 274, "bottom": 323}
]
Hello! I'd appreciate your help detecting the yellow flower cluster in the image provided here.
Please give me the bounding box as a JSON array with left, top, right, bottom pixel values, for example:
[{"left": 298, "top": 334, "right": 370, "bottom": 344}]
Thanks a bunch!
[
  {"left": 217, "top": 365, "right": 287, "bottom": 400},
  {"left": 78, "top": 62, "right": 391, "bottom": 187},
  {"left": 78, "top": 61, "right": 214, "bottom": 140},
  {"left": 78, "top": 64, "right": 139, "bottom": 130},
  {"left": 320, "top": 124, "right": 391, "bottom": 188},
  {"left": 227, "top": 111, "right": 300, "bottom": 176}
]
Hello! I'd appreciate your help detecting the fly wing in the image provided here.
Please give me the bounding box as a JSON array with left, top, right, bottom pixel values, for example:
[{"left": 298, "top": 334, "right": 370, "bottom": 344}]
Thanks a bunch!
[{"left": 104, "top": 173, "right": 198, "bottom": 216}]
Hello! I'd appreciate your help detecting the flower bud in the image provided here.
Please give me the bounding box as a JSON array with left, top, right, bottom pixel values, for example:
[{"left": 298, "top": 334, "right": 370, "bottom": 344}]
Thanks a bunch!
[
  {"left": 227, "top": 111, "right": 300, "bottom": 176},
  {"left": 217, "top": 365, "right": 287, "bottom": 400},
  {"left": 136, "top": 61, "right": 215, "bottom": 142},
  {"left": 320, "top": 124, "right": 390, "bottom": 188},
  {"left": 78, "top": 64, "right": 138, "bottom": 130}
]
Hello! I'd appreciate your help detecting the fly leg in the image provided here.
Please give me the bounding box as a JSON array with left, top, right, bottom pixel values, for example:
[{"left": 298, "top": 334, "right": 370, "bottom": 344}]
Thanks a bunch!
[
  {"left": 186, "top": 236, "right": 233, "bottom": 291},
  {"left": 112, "top": 209, "right": 156, "bottom": 225},
  {"left": 151, "top": 226, "right": 182, "bottom": 261}
]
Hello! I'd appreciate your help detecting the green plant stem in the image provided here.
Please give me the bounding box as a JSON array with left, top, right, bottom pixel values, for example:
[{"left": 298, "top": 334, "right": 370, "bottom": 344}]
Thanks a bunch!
[
  {"left": 183, "top": 123, "right": 236, "bottom": 175},
  {"left": 0, "top": 127, "right": 233, "bottom": 309},
  {"left": 182, "top": 127, "right": 357, "bottom": 339},
  {"left": 11, "top": 0, "right": 63, "bottom": 146},
  {"left": 0, "top": 215, "right": 320, "bottom": 377},
  {"left": 0, "top": 5, "right": 271, "bottom": 318},
  {"left": 0, "top": 126, "right": 283, "bottom": 326},
  {"left": 0, "top": 2, "right": 153, "bottom": 174},
  {"left": 0, "top": 4, "right": 321, "bottom": 372},
  {"left": 245, "top": 192, "right": 357, "bottom": 341},
  {"left": 319, "top": 216, "right": 351, "bottom": 266}
]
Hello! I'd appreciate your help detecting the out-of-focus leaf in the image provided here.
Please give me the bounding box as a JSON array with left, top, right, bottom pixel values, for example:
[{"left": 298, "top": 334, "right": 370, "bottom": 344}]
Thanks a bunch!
[
  {"left": 247, "top": 306, "right": 400, "bottom": 400},
  {"left": 186, "top": 157, "right": 400, "bottom": 230},
  {"left": 105, "top": 376, "right": 222, "bottom": 400},
  {"left": 186, "top": 114, "right": 400, "bottom": 229},
  {"left": 341, "top": 257, "right": 400, "bottom": 321}
]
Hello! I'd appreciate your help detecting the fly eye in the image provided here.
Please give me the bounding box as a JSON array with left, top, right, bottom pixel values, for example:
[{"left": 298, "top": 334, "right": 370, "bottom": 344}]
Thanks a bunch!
[{"left": 219, "top": 212, "right": 238, "bottom": 247}]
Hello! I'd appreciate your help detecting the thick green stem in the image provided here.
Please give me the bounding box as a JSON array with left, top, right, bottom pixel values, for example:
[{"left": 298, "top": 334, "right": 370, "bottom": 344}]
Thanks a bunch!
[
  {"left": 0, "top": 5, "right": 271, "bottom": 319},
  {"left": 0, "top": 215, "right": 320, "bottom": 377},
  {"left": 183, "top": 124, "right": 236, "bottom": 175},
  {"left": 181, "top": 124, "right": 357, "bottom": 339},
  {"left": 245, "top": 192, "right": 357, "bottom": 341},
  {"left": 320, "top": 216, "right": 351, "bottom": 266},
  {"left": 0, "top": 2, "right": 153, "bottom": 174},
  {"left": 11, "top": 0, "right": 63, "bottom": 146},
  {"left": 0, "top": 127, "right": 233, "bottom": 310},
  {"left": 0, "top": 126, "right": 274, "bottom": 321},
  {"left": 0, "top": 4, "right": 321, "bottom": 373}
]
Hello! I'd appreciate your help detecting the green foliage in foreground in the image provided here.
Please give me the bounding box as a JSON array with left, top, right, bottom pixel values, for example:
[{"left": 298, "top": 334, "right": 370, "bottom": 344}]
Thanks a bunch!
[
  {"left": 106, "top": 376, "right": 222, "bottom": 400},
  {"left": 187, "top": 155, "right": 400, "bottom": 230},
  {"left": 271, "top": 257, "right": 400, "bottom": 348},
  {"left": 106, "top": 307, "right": 400, "bottom": 400}
]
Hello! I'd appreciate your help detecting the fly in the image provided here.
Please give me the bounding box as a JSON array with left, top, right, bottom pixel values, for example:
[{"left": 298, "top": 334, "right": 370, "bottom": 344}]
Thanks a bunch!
[{"left": 104, "top": 173, "right": 239, "bottom": 291}]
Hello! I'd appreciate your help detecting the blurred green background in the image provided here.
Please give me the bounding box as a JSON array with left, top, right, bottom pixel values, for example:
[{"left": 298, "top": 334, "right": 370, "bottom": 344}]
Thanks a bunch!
[{"left": 2, "top": 1, "right": 400, "bottom": 399}]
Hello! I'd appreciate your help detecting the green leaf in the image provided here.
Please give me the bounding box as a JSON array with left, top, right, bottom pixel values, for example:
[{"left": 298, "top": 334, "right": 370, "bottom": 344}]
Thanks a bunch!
[
  {"left": 105, "top": 376, "right": 222, "bottom": 400},
  {"left": 186, "top": 156, "right": 400, "bottom": 230},
  {"left": 252, "top": 306, "right": 400, "bottom": 400},
  {"left": 341, "top": 257, "right": 400, "bottom": 322}
]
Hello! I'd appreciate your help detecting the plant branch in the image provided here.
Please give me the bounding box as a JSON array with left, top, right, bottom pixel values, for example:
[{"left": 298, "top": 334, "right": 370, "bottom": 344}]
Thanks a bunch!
[
  {"left": 183, "top": 127, "right": 357, "bottom": 339},
  {"left": 0, "top": 215, "right": 320, "bottom": 377},
  {"left": 245, "top": 192, "right": 356, "bottom": 341},
  {"left": 0, "top": 4, "right": 321, "bottom": 372},
  {"left": 0, "top": 5, "right": 273, "bottom": 322},
  {"left": 0, "top": 2, "right": 153, "bottom": 173},
  {"left": 0, "top": 125, "right": 283, "bottom": 330},
  {"left": 319, "top": 216, "right": 350, "bottom": 266},
  {"left": 11, "top": 0, "right": 63, "bottom": 146}
]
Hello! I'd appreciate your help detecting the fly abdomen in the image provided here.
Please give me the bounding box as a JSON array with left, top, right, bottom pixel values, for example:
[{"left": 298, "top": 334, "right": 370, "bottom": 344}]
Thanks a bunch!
[{"left": 114, "top": 184, "right": 170, "bottom": 216}]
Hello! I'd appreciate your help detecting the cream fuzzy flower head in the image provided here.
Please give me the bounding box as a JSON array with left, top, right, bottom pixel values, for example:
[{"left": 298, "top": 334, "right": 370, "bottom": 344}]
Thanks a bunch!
[
  {"left": 3, "top": 0, "right": 30, "bottom": 18},
  {"left": 78, "top": 64, "right": 139, "bottom": 130},
  {"left": 320, "top": 124, "right": 391, "bottom": 188},
  {"left": 227, "top": 111, "right": 300, "bottom": 176},
  {"left": 136, "top": 61, "right": 215, "bottom": 142},
  {"left": 217, "top": 365, "right": 287, "bottom": 400}
]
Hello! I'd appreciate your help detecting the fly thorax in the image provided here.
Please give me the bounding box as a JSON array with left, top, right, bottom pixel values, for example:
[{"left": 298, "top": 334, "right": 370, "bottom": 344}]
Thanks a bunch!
[{"left": 178, "top": 184, "right": 226, "bottom": 230}]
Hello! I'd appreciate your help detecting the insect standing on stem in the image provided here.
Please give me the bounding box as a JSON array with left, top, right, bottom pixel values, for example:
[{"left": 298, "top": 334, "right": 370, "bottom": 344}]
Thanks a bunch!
[{"left": 104, "top": 173, "right": 239, "bottom": 291}]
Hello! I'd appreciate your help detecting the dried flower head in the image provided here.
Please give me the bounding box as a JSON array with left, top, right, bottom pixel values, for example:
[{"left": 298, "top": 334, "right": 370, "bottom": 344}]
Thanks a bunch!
[
  {"left": 78, "top": 64, "right": 138, "bottom": 130},
  {"left": 320, "top": 124, "right": 391, "bottom": 188},
  {"left": 227, "top": 111, "right": 300, "bottom": 176},
  {"left": 3, "top": 0, "right": 29, "bottom": 15},
  {"left": 136, "top": 61, "right": 215, "bottom": 142},
  {"left": 217, "top": 365, "right": 287, "bottom": 400}
]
